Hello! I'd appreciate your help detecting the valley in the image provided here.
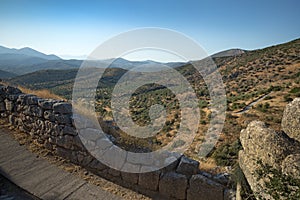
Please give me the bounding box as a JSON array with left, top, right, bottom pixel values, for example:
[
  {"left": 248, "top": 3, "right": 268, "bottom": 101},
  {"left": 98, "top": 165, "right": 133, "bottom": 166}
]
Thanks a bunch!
[{"left": 1, "top": 38, "right": 299, "bottom": 173}]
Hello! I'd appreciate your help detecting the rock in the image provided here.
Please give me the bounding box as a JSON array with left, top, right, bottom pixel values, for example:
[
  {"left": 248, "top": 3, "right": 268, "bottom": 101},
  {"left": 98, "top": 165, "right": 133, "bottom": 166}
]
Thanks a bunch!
[
  {"left": 31, "top": 105, "right": 43, "bottom": 117},
  {"left": 282, "top": 98, "right": 300, "bottom": 142},
  {"left": 27, "top": 95, "right": 39, "bottom": 105},
  {"left": 8, "top": 114, "right": 16, "bottom": 125},
  {"left": 239, "top": 109, "right": 300, "bottom": 200},
  {"left": 8, "top": 94, "right": 19, "bottom": 101},
  {"left": 4, "top": 100, "right": 14, "bottom": 112},
  {"left": 5, "top": 86, "right": 22, "bottom": 94},
  {"left": 240, "top": 121, "right": 294, "bottom": 170},
  {"left": 53, "top": 102, "right": 72, "bottom": 114},
  {"left": 213, "top": 173, "right": 230, "bottom": 186},
  {"left": 56, "top": 147, "right": 72, "bottom": 160},
  {"left": 187, "top": 174, "right": 224, "bottom": 200},
  {"left": 159, "top": 172, "right": 187, "bottom": 199},
  {"left": 55, "top": 135, "right": 75, "bottom": 149},
  {"left": 139, "top": 166, "right": 160, "bottom": 191},
  {"left": 62, "top": 125, "right": 78, "bottom": 136},
  {"left": 44, "top": 110, "right": 55, "bottom": 121},
  {"left": 281, "top": 154, "right": 300, "bottom": 179},
  {"left": 44, "top": 140, "right": 53, "bottom": 150},
  {"left": 176, "top": 155, "right": 199, "bottom": 177},
  {"left": 0, "top": 102, "right": 6, "bottom": 112},
  {"left": 108, "top": 168, "right": 121, "bottom": 177},
  {"left": 121, "top": 163, "right": 139, "bottom": 185},
  {"left": 55, "top": 114, "right": 72, "bottom": 125},
  {"left": 38, "top": 99, "right": 57, "bottom": 110}
]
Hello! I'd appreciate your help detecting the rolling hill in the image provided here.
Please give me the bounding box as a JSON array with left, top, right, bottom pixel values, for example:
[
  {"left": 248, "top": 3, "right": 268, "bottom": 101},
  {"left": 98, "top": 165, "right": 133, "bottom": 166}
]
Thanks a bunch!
[
  {"left": 0, "top": 69, "right": 17, "bottom": 79},
  {"left": 5, "top": 38, "right": 300, "bottom": 173}
]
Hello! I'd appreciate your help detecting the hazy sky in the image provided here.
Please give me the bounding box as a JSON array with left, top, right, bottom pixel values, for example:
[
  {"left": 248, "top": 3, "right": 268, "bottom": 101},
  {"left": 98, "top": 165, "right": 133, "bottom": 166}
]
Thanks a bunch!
[{"left": 0, "top": 0, "right": 299, "bottom": 61}]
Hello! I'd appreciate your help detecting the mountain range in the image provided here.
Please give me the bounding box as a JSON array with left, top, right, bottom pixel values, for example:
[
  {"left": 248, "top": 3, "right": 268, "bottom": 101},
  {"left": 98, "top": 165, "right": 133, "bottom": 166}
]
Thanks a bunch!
[{"left": 0, "top": 45, "right": 246, "bottom": 76}]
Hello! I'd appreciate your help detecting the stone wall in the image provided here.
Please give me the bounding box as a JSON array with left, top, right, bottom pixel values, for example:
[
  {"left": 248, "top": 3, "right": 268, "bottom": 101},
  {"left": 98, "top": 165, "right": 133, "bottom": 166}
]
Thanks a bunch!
[
  {"left": 0, "top": 84, "right": 233, "bottom": 200},
  {"left": 239, "top": 98, "right": 300, "bottom": 200}
]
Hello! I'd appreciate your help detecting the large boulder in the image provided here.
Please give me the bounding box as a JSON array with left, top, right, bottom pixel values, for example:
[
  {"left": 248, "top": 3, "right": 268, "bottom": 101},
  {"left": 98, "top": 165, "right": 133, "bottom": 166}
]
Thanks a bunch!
[
  {"left": 240, "top": 121, "right": 294, "bottom": 170},
  {"left": 282, "top": 98, "right": 300, "bottom": 142},
  {"left": 239, "top": 98, "right": 300, "bottom": 200}
]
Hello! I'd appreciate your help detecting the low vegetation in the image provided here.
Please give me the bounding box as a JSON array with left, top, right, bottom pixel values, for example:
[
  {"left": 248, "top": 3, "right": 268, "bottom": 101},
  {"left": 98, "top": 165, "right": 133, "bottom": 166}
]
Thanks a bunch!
[{"left": 6, "top": 38, "right": 300, "bottom": 172}]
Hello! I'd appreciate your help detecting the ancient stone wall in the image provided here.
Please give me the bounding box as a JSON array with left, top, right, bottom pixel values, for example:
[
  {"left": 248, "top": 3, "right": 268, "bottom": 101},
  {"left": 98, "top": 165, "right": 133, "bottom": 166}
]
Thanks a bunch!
[
  {"left": 239, "top": 98, "right": 300, "bottom": 200},
  {"left": 0, "top": 84, "right": 233, "bottom": 200}
]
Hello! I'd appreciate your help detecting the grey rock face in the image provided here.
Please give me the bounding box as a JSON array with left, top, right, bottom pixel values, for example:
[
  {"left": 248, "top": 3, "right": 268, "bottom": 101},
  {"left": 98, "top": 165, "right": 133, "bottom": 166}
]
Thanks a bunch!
[
  {"left": 281, "top": 154, "right": 300, "bottom": 179},
  {"left": 240, "top": 121, "right": 294, "bottom": 170},
  {"left": 239, "top": 98, "right": 300, "bottom": 200},
  {"left": 282, "top": 98, "right": 300, "bottom": 142}
]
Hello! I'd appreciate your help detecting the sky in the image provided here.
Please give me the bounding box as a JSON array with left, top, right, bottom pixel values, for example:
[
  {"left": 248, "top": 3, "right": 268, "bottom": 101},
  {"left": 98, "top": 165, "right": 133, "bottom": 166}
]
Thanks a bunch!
[{"left": 0, "top": 0, "right": 299, "bottom": 62}]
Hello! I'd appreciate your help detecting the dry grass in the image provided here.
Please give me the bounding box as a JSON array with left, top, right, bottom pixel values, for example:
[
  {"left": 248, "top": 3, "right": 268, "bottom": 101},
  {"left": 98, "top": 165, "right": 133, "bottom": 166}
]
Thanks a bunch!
[{"left": 18, "top": 86, "right": 66, "bottom": 100}]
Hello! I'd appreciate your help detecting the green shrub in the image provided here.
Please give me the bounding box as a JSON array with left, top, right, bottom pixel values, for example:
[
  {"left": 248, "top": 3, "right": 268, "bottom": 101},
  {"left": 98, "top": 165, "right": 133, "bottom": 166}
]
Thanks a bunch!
[
  {"left": 256, "top": 102, "right": 270, "bottom": 113},
  {"left": 290, "top": 87, "right": 300, "bottom": 94},
  {"left": 212, "top": 140, "right": 242, "bottom": 166}
]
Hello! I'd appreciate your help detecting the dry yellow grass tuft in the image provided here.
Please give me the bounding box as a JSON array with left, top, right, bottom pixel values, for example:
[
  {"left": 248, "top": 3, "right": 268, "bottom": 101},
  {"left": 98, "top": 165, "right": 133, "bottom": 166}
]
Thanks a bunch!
[{"left": 18, "top": 86, "right": 66, "bottom": 100}]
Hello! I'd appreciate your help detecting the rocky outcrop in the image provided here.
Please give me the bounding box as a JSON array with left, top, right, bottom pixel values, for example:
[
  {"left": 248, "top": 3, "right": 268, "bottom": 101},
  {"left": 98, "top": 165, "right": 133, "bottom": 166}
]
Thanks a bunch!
[
  {"left": 239, "top": 98, "right": 300, "bottom": 200},
  {"left": 0, "top": 84, "right": 232, "bottom": 200},
  {"left": 282, "top": 98, "right": 300, "bottom": 142}
]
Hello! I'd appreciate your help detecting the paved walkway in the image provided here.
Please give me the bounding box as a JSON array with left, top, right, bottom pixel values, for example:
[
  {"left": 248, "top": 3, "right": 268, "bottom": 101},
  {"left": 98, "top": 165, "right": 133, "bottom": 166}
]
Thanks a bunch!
[{"left": 0, "top": 129, "right": 122, "bottom": 200}]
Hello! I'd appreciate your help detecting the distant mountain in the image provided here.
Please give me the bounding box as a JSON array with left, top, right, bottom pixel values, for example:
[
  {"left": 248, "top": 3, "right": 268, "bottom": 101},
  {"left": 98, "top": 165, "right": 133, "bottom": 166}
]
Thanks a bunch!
[
  {"left": 0, "top": 46, "right": 81, "bottom": 75},
  {"left": 100, "top": 58, "right": 186, "bottom": 71},
  {"left": 0, "top": 46, "right": 61, "bottom": 60},
  {"left": 0, "top": 45, "right": 251, "bottom": 79},
  {"left": 212, "top": 48, "right": 245, "bottom": 58}
]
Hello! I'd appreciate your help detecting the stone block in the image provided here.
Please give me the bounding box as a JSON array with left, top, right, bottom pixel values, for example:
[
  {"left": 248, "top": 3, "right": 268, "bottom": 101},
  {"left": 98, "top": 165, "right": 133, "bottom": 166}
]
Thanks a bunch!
[
  {"left": 159, "top": 172, "right": 187, "bottom": 199},
  {"left": 53, "top": 102, "right": 72, "bottom": 114},
  {"left": 4, "top": 99, "right": 14, "bottom": 112},
  {"left": 176, "top": 156, "right": 200, "bottom": 177},
  {"left": 62, "top": 125, "right": 78, "bottom": 136},
  {"left": 108, "top": 168, "right": 121, "bottom": 177},
  {"left": 38, "top": 99, "right": 57, "bottom": 110},
  {"left": 27, "top": 95, "right": 39, "bottom": 105},
  {"left": 139, "top": 166, "right": 160, "bottom": 191},
  {"left": 0, "top": 102, "right": 6, "bottom": 112},
  {"left": 55, "top": 114, "right": 72, "bottom": 125},
  {"left": 121, "top": 172, "right": 139, "bottom": 185},
  {"left": 187, "top": 174, "right": 224, "bottom": 200}
]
